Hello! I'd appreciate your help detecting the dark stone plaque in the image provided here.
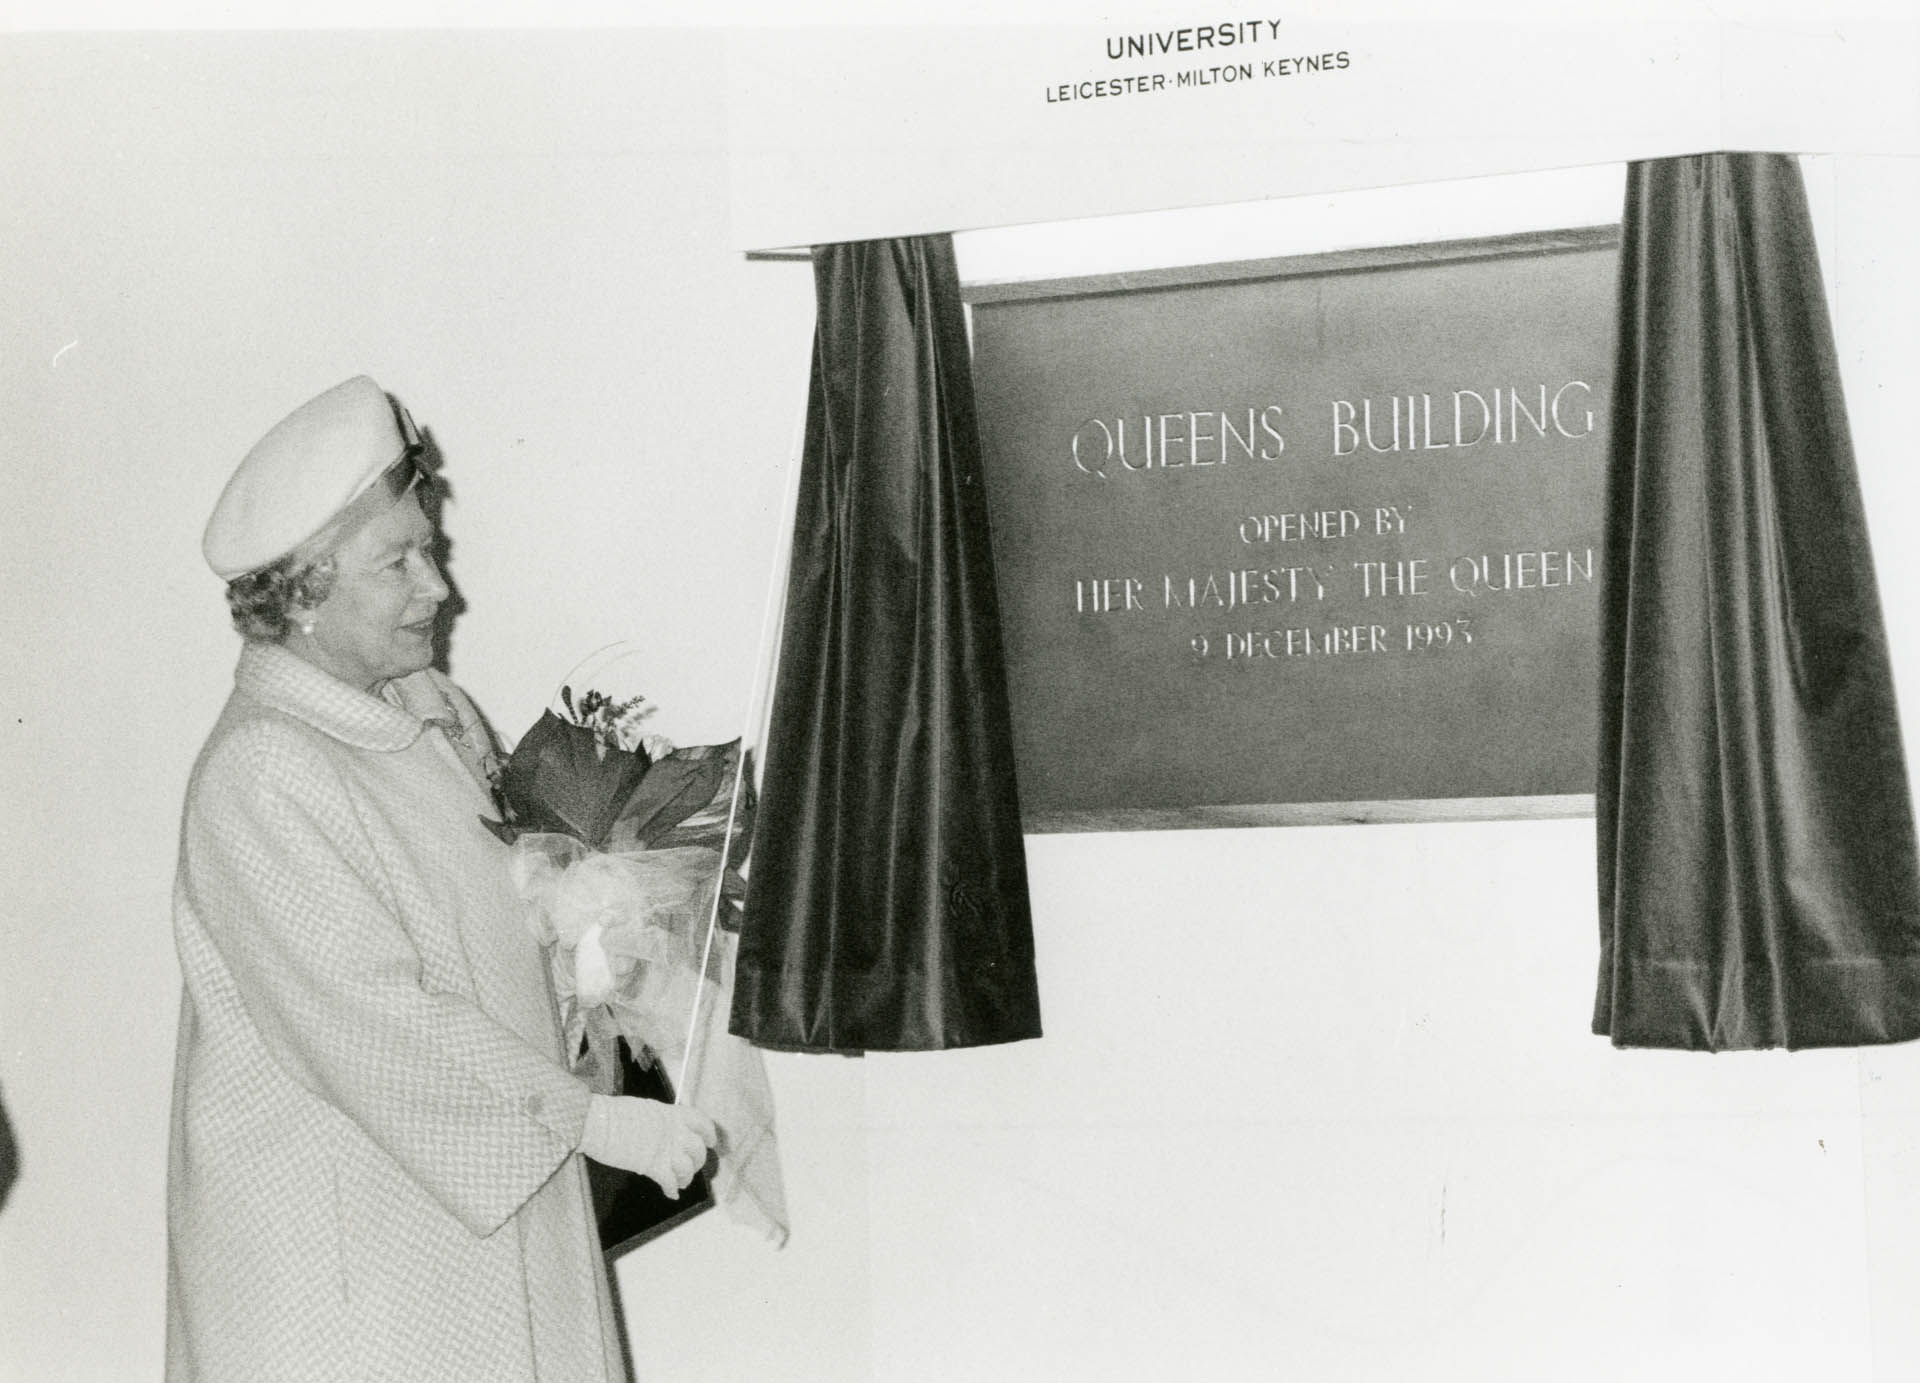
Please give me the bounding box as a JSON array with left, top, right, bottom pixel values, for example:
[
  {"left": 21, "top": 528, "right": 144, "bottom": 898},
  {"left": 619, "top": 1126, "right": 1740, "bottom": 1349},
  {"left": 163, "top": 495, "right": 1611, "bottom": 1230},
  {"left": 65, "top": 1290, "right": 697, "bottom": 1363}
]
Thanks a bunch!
[{"left": 967, "top": 228, "right": 1617, "bottom": 831}]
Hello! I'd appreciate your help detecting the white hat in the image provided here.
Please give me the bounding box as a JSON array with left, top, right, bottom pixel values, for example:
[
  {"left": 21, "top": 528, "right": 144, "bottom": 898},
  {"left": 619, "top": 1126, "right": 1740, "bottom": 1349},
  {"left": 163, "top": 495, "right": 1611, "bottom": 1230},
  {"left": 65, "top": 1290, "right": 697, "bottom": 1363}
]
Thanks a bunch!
[{"left": 203, "top": 375, "right": 421, "bottom": 579}]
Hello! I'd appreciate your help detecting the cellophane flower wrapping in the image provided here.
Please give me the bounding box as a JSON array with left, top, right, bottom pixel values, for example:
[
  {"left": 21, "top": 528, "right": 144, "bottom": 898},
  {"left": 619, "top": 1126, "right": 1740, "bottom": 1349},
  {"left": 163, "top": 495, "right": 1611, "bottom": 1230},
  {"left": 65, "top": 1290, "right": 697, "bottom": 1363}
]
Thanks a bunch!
[{"left": 493, "top": 711, "right": 788, "bottom": 1247}]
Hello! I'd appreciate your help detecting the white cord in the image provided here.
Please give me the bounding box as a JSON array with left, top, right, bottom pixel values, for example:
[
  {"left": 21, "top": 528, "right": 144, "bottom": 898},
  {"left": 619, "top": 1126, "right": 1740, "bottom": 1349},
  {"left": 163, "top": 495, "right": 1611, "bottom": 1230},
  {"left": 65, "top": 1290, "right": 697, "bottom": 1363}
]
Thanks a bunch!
[{"left": 675, "top": 348, "right": 814, "bottom": 1102}]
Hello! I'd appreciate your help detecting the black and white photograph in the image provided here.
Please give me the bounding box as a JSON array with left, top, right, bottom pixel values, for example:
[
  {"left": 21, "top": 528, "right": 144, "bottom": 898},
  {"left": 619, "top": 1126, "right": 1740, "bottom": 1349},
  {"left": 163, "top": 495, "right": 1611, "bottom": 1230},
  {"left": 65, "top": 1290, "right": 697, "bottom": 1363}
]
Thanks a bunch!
[{"left": 4, "top": 2, "right": 1920, "bottom": 1379}]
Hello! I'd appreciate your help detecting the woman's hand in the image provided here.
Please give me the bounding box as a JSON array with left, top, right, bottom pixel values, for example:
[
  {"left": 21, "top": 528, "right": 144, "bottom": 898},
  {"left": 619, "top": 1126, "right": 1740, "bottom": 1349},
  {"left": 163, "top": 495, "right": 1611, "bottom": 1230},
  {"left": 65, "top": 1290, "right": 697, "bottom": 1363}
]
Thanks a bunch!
[{"left": 579, "top": 1093, "right": 718, "bottom": 1196}]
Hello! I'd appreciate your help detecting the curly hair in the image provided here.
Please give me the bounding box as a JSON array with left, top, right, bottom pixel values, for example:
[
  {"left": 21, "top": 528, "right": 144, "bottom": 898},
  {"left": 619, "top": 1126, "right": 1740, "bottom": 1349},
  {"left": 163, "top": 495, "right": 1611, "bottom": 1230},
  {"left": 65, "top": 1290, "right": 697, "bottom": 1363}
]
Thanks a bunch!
[
  {"left": 224, "top": 554, "right": 339, "bottom": 642},
  {"left": 219, "top": 449, "right": 436, "bottom": 642}
]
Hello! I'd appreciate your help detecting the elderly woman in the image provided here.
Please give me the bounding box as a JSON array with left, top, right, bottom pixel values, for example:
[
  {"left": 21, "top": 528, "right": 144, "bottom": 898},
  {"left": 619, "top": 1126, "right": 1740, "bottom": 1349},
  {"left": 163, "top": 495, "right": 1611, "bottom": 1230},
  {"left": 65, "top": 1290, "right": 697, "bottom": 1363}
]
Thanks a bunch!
[{"left": 167, "top": 377, "right": 714, "bottom": 1383}]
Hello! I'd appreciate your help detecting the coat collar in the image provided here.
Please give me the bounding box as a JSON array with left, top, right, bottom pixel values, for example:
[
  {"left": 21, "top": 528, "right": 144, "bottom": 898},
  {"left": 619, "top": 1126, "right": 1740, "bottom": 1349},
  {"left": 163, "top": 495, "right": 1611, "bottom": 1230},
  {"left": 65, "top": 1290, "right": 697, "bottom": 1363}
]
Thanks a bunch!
[{"left": 235, "top": 641, "right": 439, "bottom": 752}]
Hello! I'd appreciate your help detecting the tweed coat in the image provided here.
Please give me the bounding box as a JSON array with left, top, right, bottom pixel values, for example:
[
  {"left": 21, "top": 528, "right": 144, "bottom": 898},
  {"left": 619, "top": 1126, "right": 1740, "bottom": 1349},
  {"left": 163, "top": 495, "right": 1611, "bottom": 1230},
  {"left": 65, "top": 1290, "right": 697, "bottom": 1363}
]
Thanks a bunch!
[{"left": 167, "top": 642, "right": 627, "bottom": 1383}]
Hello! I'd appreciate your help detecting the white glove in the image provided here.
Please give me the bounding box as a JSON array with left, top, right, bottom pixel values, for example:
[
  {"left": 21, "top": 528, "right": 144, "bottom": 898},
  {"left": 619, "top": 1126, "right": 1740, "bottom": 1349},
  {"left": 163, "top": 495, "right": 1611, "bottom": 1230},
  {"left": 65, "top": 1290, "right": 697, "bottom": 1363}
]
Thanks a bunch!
[{"left": 579, "top": 1093, "right": 718, "bottom": 1198}]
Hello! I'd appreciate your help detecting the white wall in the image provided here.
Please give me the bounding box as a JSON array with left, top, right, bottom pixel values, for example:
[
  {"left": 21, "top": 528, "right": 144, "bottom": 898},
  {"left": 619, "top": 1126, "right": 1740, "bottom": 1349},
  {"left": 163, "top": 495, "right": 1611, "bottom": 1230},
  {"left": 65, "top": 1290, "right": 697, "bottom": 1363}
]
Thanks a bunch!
[
  {"left": 6, "top": 25, "right": 1920, "bottom": 1383},
  {"left": 631, "top": 160, "right": 1920, "bottom": 1382},
  {"left": 853, "top": 162, "right": 1920, "bottom": 1382}
]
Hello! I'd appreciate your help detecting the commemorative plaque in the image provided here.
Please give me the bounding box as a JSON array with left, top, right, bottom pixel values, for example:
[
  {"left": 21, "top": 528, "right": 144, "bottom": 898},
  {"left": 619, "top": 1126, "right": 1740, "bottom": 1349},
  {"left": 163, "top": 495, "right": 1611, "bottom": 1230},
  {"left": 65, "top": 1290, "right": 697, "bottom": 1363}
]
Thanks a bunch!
[{"left": 967, "top": 227, "right": 1618, "bottom": 831}]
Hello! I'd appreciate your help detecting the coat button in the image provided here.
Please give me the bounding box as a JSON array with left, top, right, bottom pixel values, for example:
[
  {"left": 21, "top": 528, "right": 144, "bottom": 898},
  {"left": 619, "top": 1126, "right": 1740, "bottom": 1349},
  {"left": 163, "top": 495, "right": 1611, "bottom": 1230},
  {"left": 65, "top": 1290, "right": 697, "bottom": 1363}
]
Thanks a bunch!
[{"left": 522, "top": 1093, "right": 544, "bottom": 1117}]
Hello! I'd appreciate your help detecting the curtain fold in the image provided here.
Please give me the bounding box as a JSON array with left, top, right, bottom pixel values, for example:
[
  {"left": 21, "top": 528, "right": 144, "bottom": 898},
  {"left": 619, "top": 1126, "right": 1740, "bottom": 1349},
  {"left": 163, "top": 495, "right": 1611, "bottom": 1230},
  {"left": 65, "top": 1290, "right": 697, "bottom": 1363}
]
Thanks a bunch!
[
  {"left": 1594, "top": 152, "right": 1920, "bottom": 1050},
  {"left": 730, "top": 234, "right": 1043, "bottom": 1052}
]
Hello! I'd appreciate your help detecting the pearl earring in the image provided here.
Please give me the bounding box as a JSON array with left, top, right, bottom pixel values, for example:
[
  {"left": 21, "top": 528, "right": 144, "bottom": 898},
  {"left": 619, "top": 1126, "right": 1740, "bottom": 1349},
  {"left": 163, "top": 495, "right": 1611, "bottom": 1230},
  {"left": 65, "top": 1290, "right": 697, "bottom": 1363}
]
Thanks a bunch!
[{"left": 299, "top": 620, "right": 315, "bottom": 636}]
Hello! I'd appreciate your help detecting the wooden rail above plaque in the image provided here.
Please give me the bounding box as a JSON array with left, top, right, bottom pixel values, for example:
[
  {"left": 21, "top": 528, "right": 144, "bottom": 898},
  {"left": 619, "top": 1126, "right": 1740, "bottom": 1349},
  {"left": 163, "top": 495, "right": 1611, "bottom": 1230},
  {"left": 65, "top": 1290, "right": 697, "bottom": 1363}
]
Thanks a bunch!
[{"left": 966, "top": 226, "right": 1618, "bottom": 832}]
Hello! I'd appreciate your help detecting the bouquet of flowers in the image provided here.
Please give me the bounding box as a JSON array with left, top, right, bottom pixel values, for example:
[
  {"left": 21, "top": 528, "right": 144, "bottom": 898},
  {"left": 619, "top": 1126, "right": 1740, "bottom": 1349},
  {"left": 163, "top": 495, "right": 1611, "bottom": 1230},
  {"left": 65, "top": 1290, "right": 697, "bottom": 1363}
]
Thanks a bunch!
[{"left": 487, "top": 673, "right": 787, "bottom": 1250}]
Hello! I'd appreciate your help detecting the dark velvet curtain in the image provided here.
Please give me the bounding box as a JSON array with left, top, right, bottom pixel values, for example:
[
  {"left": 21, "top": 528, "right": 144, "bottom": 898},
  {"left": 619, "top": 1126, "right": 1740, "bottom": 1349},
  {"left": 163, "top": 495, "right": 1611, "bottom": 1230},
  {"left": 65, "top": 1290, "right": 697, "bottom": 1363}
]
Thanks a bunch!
[
  {"left": 730, "top": 234, "right": 1043, "bottom": 1052},
  {"left": 1594, "top": 152, "right": 1920, "bottom": 1050}
]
